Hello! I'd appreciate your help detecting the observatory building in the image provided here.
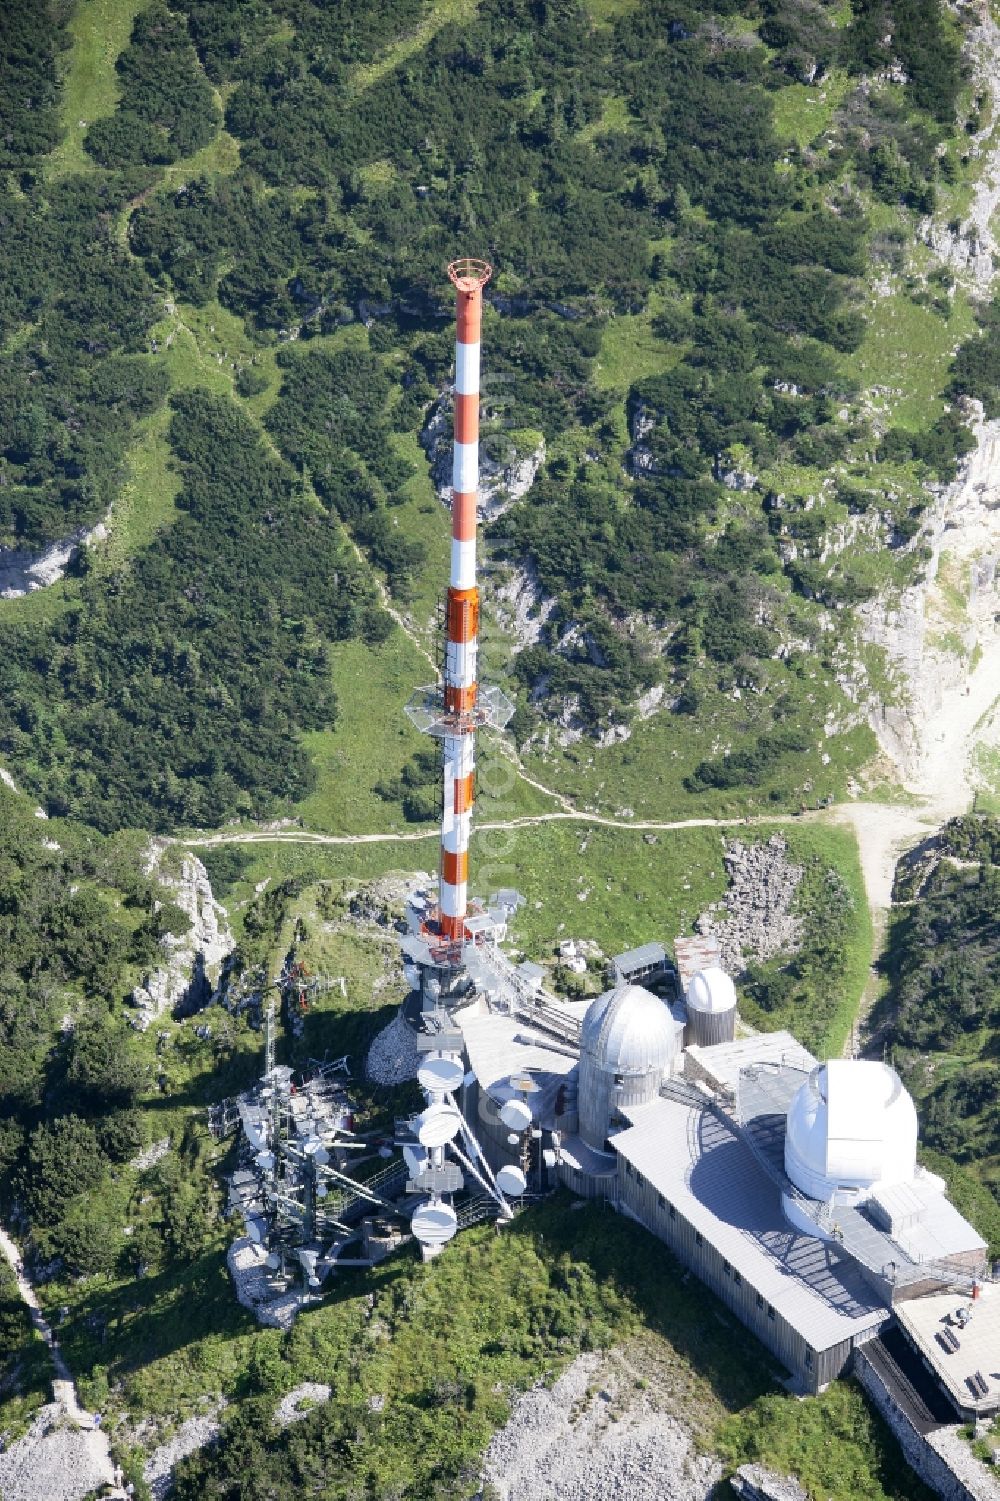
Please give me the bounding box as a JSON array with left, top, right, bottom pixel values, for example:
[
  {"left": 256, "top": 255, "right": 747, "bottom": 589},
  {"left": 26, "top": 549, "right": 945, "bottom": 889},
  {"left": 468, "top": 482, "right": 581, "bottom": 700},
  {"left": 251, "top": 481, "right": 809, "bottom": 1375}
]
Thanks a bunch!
[{"left": 441, "top": 967, "right": 994, "bottom": 1412}]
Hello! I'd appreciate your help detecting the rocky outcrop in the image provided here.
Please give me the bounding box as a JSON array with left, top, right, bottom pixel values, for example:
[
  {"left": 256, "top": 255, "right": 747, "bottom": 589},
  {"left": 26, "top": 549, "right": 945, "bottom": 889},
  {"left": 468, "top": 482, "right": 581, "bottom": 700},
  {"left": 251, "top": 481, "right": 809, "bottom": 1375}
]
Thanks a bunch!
[
  {"left": 696, "top": 836, "right": 804, "bottom": 975},
  {"left": 494, "top": 560, "right": 558, "bottom": 651},
  {"left": 130, "top": 847, "right": 233, "bottom": 1029},
  {"left": 918, "top": 8, "right": 1000, "bottom": 299},
  {"left": 0, "top": 515, "right": 109, "bottom": 599},
  {"left": 856, "top": 400, "right": 1000, "bottom": 784},
  {"left": 421, "top": 395, "right": 544, "bottom": 520}
]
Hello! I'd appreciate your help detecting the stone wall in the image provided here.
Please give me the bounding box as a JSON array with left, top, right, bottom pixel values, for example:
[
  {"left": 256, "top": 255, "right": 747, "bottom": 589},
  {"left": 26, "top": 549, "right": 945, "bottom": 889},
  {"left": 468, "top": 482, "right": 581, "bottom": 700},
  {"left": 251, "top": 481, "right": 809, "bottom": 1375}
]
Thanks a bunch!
[{"left": 855, "top": 1347, "right": 1000, "bottom": 1501}]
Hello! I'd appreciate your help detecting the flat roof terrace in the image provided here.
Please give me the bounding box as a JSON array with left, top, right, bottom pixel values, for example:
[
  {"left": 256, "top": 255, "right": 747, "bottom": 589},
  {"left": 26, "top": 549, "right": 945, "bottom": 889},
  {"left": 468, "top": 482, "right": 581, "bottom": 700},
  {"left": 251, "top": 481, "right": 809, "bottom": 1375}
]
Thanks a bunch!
[{"left": 897, "top": 1289, "right": 1000, "bottom": 1418}]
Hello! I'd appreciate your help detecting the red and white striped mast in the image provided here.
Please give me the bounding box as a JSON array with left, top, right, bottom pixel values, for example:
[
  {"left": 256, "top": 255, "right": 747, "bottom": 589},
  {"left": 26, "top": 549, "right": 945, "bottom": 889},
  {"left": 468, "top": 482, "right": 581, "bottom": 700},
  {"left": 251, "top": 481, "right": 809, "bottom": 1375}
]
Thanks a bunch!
[{"left": 406, "top": 258, "right": 513, "bottom": 955}]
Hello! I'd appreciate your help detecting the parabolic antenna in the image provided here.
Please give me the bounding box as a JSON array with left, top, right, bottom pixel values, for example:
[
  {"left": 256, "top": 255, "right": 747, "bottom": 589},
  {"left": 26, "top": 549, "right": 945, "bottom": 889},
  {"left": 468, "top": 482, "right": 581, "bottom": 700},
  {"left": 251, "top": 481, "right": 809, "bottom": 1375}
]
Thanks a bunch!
[
  {"left": 313, "top": 1145, "right": 330, "bottom": 1166},
  {"left": 316, "top": 1184, "right": 328, "bottom": 1199},
  {"left": 496, "top": 1164, "right": 527, "bottom": 1197},
  {"left": 303, "top": 1137, "right": 322, "bottom": 1156},
  {"left": 418, "top": 1056, "right": 466, "bottom": 1094},
  {"left": 255, "top": 1150, "right": 276, "bottom": 1172},
  {"left": 410, "top": 1200, "right": 458, "bottom": 1248},
  {"left": 500, "top": 1099, "right": 533, "bottom": 1133},
  {"left": 247, "top": 1218, "right": 265, "bottom": 1244},
  {"left": 417, "top": 1103, "right": 463, "bottom": 1148}
]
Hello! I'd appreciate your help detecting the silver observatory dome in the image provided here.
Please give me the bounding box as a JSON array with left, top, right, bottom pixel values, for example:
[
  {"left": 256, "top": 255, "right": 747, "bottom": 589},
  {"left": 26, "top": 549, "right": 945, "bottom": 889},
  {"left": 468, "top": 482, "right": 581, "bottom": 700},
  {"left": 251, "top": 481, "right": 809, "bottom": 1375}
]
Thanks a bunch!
[{"left": 578, "top": 983, "right": 676, "bottom": 1150}]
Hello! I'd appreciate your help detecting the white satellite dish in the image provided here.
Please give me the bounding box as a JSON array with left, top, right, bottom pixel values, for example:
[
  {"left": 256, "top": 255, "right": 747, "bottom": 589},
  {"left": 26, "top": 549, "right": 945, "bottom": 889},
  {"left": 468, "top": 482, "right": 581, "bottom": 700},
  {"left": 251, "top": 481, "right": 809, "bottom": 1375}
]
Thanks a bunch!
[
  {"left": 247, "top": 1218, "right": 264, "bottom": 1244},
  {"left": 417, "top": 1056, "right": 465, "bottom": 1093},
  {"left": 507, "top": 1133, "right": 520, "bottom": 1146},
  {"left": 500, "top": 1099, "right": 532, "bottom": 1133},
  {"left": 303, "top": 1137, "right": 322, "bottom": 1156},
  {"left": 314, "top": 1146, "right": 330, "bottom": 1166},
  {"left": 496, "top": 1164, "right": 527, "bottom": 1197},
  {"left": 410, "top": 1200, "right": 458, "bottom": 1247},
  {"left": 417, "top": 1103, "right": 462, "bottom": 1148},
  {"left": 255, "top": 1150, "right": 276, "bottom": 1172},
  {"left": 316, "top": 1184, "right": 328, "bottom": 1199}
]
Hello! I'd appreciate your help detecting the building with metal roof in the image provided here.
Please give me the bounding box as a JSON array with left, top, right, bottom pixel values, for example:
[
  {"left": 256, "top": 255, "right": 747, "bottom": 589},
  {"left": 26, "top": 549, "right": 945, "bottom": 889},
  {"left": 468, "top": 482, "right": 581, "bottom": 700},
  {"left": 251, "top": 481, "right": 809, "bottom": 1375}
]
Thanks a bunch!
[{"left": 614, "top": 1092, "right": 888, "bottom": 1390}]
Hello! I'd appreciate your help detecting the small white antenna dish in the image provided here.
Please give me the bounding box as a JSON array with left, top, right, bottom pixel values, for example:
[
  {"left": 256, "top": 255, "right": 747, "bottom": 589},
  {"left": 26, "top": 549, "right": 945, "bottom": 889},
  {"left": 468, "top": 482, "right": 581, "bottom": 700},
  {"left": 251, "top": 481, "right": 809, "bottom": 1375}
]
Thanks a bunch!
[
  {"left": 500, "top": 1099, "right": 532, "bottom": 1132},
  {"left": 417, "top": 1103, "right": 463, "bottom": 1148},
  {"left": 255, "top": 1150, "right": 276, "bottom": 1172},
  {"left": 496, "top": 1164, "right": 527, "bottom": 1197},
  {"left": 417, "top": 1056, "right": 465, "bottom": 1094},
  {"left": 247, "top": 1218, "right": 264, "bottom": 1244}
]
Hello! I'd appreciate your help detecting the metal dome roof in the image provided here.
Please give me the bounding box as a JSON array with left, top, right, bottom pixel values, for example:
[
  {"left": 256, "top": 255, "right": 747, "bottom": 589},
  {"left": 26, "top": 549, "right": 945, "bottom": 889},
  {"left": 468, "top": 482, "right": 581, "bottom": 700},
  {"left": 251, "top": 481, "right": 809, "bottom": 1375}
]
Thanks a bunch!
[
  {"left": 785, "top": 1059, "right": 918, "bottom": 1202},
  {"left": 686, "top": 966, "right": 737, "bottom": 1015},
  {"left": 580, "top": 983, "right": 676, "bottom": 1076}
]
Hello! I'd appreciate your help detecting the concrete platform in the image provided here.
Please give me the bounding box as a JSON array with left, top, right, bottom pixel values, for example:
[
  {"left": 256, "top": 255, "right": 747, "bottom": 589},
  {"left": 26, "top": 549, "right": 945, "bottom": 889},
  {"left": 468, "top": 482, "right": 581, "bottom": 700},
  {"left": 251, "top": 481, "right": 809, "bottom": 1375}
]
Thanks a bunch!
[{"left": 897, "top": 1288, "right": 1000, "bottom": 1418}]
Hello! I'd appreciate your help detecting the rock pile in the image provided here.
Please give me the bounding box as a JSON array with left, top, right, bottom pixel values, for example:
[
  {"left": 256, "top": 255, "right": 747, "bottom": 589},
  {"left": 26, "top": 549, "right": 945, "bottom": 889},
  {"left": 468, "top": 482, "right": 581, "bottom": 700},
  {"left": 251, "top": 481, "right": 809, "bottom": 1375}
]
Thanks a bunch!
[
  {"left": 731, "top": 1465, "right": 809, "bottom": 1501},
  {"left": 0, "top": 1404, "right": 116, "bottom": 1501},
  {"left": 142, "top": 1402, "right": 227, "bottom": 1501},
  {"left": 274, "top": 1383, "right": 332, "bottom": 1429},
  {"left": 366, "top": 1013, "right": 420, "bottom": 1086},
  {"left": 696, "top": 836, "right": 804, "bottom": 975},
  {"left": 481, "top": 1353, "right": 722, "bottom": 1501}
]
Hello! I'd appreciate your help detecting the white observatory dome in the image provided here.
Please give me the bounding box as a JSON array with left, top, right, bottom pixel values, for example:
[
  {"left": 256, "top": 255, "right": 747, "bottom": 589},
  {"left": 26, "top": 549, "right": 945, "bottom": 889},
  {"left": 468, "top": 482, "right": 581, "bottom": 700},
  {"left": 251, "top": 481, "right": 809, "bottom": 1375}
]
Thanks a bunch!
[
  {"left": 686, "top": 967, "right": 737, "bottom": 1015},
  {"left": 784, "top": 1059, "right": 918, "bottom": 1204},
  {"left": 580, "top": 983, "right": 676, "bottom": 1076}
]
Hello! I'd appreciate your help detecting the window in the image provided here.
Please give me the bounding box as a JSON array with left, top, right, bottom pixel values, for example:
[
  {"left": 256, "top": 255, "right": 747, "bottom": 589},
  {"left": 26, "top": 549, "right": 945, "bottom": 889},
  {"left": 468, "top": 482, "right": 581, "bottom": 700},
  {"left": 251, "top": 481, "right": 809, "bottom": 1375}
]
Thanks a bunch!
[
  {"left": 756, "top": 1292, "right": 764, "bottom": 1310},
  {"left": 733, "top": 1271, "right": 742, "bottom": 1287},
  {"left": 767, "top": 1304, "right": 776, "bottom": 1321},
  {"left": 805, "top": 1350, "right": 814, "bottom": 1371},
  {"left": 657, "top": 1194, "right": 665, "bottom": 1209},
  {"left": 695, "top": 1232, "right": 703, "bottom": 1247},
  {"left": 723, "top": 1260, "right": 732, "bottom": 1279},
  {"left": 669, "top": 1202, "right": 676, "bottom": 1220}
]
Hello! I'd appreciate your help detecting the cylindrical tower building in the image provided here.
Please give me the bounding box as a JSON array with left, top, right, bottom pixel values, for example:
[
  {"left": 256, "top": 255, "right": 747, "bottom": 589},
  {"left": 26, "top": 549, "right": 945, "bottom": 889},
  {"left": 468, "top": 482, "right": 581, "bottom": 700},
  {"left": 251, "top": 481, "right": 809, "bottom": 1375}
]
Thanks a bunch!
[
  {"left": 578, "top": 983, "right": 677, "bottom": 1151},
  {"left": 685, "top": 966, "right": 738, "bottom": 1047}
]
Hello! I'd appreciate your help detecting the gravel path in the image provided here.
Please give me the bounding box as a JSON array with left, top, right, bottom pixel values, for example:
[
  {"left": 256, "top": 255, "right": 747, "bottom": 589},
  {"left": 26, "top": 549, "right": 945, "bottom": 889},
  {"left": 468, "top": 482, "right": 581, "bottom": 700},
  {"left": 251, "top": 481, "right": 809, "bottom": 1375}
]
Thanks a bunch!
[
  {"left": 0, "top": 1226, "right": 117, "bottom": 1500},
  {"left": 482, "top": 1353, "right": 722, "bottom": 1501}
]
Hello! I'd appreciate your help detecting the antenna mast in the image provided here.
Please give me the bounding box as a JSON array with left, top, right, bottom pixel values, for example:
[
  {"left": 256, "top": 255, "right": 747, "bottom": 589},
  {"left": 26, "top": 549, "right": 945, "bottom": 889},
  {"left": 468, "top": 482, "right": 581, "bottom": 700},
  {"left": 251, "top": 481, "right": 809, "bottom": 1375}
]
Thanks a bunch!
[{"left": 405, "top": 258, "right": 513, "bottom": 954}]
